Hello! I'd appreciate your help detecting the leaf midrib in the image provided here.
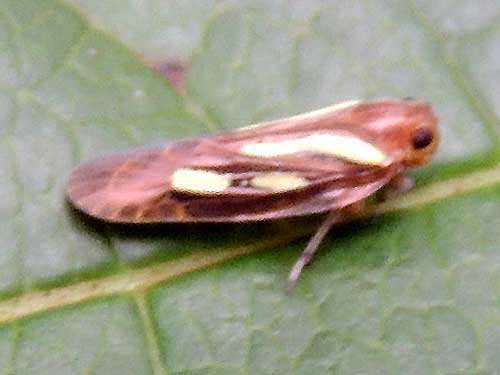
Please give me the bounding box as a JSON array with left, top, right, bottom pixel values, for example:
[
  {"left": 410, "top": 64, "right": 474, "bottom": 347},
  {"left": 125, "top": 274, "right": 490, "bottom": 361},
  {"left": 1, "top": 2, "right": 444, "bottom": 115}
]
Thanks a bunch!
[{"left": 1, "top": 162, "right": 499, "bottom": 324}]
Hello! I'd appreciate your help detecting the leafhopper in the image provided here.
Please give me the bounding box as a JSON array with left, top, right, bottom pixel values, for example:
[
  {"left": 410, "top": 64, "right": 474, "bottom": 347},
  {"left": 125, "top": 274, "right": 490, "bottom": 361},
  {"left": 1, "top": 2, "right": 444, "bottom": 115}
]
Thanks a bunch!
[{"left": 66, "top": 99, "right": 439, "bottom": 290}]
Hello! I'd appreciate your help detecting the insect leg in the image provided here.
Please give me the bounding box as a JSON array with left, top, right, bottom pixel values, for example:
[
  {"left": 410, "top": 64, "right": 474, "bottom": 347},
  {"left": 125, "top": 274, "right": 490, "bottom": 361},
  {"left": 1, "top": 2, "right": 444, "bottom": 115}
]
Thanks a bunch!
[
  {"left": 287, "top": 210, "right": 344, "bottom": 292},
  {"left": 392, "top": 174, "right": 415, "bottom": 194},
  {"left": 379, "top": 174, "right": 415, "bottom": 201}
]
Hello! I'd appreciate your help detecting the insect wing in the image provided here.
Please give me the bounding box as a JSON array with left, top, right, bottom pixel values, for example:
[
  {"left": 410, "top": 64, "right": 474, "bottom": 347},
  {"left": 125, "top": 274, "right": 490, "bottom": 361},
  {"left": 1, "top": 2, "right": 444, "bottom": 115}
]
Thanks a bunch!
[
  {"left": 66, "top": 144, "right": 174, "bottom": 222},
  {"left": 66, "top": 138, "right": 399, "bottom": 223},
  {"left": 67, "top": 99, "right": 437, "bottom": 223}
]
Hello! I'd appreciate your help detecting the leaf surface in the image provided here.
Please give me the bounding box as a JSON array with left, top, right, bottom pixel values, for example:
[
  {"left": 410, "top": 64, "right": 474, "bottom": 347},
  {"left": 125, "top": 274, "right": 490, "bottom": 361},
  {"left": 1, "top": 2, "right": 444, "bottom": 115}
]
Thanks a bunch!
[{"left": 1, "top": 0, "right": 500, "bottom": 373}]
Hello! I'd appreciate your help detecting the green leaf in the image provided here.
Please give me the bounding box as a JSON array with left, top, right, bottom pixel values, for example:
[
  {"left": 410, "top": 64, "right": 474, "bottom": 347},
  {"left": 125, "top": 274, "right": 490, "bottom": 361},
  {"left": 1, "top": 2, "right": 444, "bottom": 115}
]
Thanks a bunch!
[{"left": 1, "top": 0, "right": 500, "bottom": 373}]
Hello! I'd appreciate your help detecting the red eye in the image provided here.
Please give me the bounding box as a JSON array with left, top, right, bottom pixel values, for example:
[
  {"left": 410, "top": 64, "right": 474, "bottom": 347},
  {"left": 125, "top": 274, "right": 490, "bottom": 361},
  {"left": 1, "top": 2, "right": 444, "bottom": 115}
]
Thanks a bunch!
[{"left": 412, "top": 128, "right": 433, "bottom": 149}]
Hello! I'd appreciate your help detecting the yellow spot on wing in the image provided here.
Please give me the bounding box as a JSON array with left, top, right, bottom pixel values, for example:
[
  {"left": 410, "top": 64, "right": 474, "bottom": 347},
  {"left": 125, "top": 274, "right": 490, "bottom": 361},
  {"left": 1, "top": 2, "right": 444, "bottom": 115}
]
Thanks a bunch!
[
  {"left": 306, "top": 134, "right": 389, "bottom": 166},
  {"left": 250, "top": 172, "right": 309, "bottom": 191},
  {"left": 241, "top": 140, "right": 303, "bottom": 157},
  {"left": 241, "top": 134, "right": 389, "bottom": 166},
  {"left": 171, "top": 169, "right": 231, "bottom": 194}
]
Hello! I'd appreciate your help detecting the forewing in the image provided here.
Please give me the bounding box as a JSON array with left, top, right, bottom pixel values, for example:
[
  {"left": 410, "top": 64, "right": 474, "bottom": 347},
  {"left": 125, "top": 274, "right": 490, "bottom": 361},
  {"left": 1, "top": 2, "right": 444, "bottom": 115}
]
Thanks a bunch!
[
  {"left": 171, "top": 165, "right": 399, "bottom": 222},
  {"left": 66, "top": 138, "right": 400, "bottom": 223},
  {"left": 66, "top": 99, "right": 439, "bottom": 223},
  {"left": 66, "top": 144, "right": 178, "bottom": 222}
]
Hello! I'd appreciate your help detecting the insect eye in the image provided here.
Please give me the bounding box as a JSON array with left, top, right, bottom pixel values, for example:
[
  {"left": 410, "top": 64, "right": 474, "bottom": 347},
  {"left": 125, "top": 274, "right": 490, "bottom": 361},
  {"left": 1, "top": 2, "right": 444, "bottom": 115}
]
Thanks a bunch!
[{"left": 412, "top": 128, "right": 434, "bottom": 149}]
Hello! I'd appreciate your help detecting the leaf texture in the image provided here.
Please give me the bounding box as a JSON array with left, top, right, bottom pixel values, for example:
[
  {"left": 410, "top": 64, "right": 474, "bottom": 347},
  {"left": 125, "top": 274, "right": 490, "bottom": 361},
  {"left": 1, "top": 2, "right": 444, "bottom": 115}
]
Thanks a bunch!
[{"left": 1, "top": 0, "right": 500, "bottom": 373}]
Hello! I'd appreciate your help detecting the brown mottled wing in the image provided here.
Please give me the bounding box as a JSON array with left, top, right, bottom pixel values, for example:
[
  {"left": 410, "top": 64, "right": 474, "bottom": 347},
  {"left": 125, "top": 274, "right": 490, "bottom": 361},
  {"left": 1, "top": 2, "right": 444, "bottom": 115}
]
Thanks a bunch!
[{"left": 66, "top": 139, "right": 400, "bottom": 223}]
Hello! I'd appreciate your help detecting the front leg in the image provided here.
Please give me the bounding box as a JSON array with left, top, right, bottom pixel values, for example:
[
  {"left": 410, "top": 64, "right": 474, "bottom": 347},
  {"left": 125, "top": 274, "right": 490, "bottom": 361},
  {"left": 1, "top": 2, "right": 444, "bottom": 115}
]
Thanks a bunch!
[{"left": 379, "top": 174, "right": 415, "bottom": 202}]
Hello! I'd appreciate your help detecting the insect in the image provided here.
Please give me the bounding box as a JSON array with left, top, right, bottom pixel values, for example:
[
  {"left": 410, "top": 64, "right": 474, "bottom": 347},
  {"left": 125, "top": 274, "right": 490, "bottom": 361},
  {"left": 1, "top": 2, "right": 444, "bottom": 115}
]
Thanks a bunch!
[{"left": 66, "top": 99, "right": 439, "bottom": 290}]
